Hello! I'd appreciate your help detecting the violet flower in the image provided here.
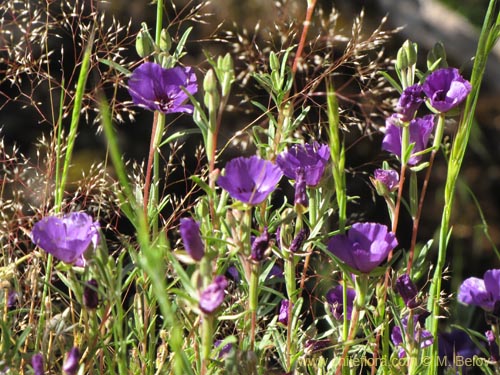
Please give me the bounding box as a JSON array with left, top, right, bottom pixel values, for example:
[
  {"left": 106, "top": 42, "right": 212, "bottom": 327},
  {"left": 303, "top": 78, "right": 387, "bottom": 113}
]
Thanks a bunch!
[
  {"left": 373, "top": 168, "right": 399, "bottom": 193},
  {"left": 395, "top": 274, "right": 419, "bottom": 309},
  {"left": 382, "top": 114, "right": 435, "bottom": 166},
  {"left": 422, "top": 67, "right": 471, "bottom": 113},
  {"left": 31, "top": 212, "right": 100, "bottom": 267},
  {"left": 438, "top": 330, "right": 481, "bottom": 365},
  {"left": 458, "top": 269, "right": 500, "bottom": 312},
  {"left": 128, "top": 62, "right": 198, "bottom": 114},
  {"left": 277, "top": 142, "right": 330, "bottom": 187},
  {"left": 214, "top": 339, "right": 234, "bottom": 358},
  {"left": 217, "top": 156, "right": 283, "bottom": 205},
  {"left": 179, "top": 217, "right": 205, "bottom": 261},
  {"left": 278, "top": 299, "right": 290, "bottom": 325},
  {"left": 226, "top": 266, "right": 240, "bottom": 284},
  {"left": 199, "top": 276, "right": 227, "bottom": 314},
  {"left": 391, "top": 315, "right": 433, "bottom": 358},
  {"left": 63, "top": 347, "right": 80, "bottom": 375},
  {"left": 326, "top": 285, "right": 356, "bottom": 320},
  {"left": 327, "top": 222, "right": 398, "bottom": 273},
  {"left": 31, "top": 353, "right": 44, "bottom": 375},
  {"left": 396, "top": 84, "right": 424, "bottom": 122}
]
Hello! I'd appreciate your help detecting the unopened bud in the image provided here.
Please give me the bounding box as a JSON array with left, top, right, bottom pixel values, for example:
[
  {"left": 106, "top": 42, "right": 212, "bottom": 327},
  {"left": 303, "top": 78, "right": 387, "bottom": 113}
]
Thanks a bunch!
[
  {"left": 135, "top": 23, "right": 155, "bottom": 58},
  {"left": 159, "top": 29, "right": 172, "bottom": 52}
]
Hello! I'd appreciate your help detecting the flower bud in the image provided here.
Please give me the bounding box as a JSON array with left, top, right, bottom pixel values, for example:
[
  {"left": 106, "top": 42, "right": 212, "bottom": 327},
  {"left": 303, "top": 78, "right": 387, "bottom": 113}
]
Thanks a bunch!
[
  {"left": 250, "top": 228, "right": 270, "bottom": 262},
  {"left": 135, "top": 23, "right": 155, "bottom": 58},
  {"left": 427, "top": 41, "right": 448, "bottom": 70},
  {"left": 278, "top": 299, "right": 290, "bottom": 325},
  {"left": 159, "top": 28, "right": 172, "bottom": 52},
  {"left": 289, "top": 228, "right": 308, "bottom": 253},
  {"left": 179, "top": 218, "right": 205, "bottom": 261},
  {"left": 203, "top": 69, "right": 218, "bottom": 93}
]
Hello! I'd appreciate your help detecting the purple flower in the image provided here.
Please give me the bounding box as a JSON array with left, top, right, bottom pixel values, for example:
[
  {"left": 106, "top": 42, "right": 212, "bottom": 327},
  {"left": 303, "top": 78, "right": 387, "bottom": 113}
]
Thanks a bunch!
[
  {"left": 179, "top": 218, "right": 205, "bottom": 261},
  {"left": 226, "top": 266, "right": 240, "bottom": 283},
  {"left": 63, "top": 347, "right": 80, "bottom": 375},
  {"left": 391, "top": 315, "right": 433, "bottom": 358},
  {"left": 422, "top": 67, "right": 471, "bottom": 113},
  {"left": 327, "top": 222, "right": 398, "bottom": 273},
  {"left": 32, "top": 212, "right": 100, "bottom": 267},
  {"left": 83, "top": 279, "right": 99, "bottom": 309},
  {"left": 439, "top": 330, "right": 480, "bottom": 365},
  {"left": 7, "top": 290, "right": 18, "bottom": 309},
  {"left": 251, "top": 228, "right": 270, "bottom": 261},
  {"left": 395, "top": 274, "right": 419, "bottom": 308},
  {"left": 396, "top": 84, "right": 424, "bottom": 121},
  {"left": 278, "top": 299, "right": 290, "bottom": 325},
  {"left": 199, "top": 276, "right": 227, "bottom": 314},
  {"left": 128, "top": 62, "right": 198, "bottom": 114},
  {"left": 217, "top": 156, "right": 283, "bottom": 205},
  {"left": 31, "top": 353, "right": 44, "bottom": 375},
  {"left": 458, "top": 269, "right": 500, "bottom": 312},
  {"left": 382, "top": 114, "right": 435, "bottom": 165},
  {"left": 373, "top": 168, "right": 399, "bottom": 193},
  {"left": 326, "top": 285, "right": 356, "bottom": 320},
  {"left": 277, "top": 142, "right": 330, "bottom": 187}
]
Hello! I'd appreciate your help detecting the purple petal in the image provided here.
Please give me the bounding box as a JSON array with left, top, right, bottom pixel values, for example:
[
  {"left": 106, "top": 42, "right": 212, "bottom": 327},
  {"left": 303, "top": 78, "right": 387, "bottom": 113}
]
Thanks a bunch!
[
  {"left": 458, "top": 277, "right": 494, "bottom": 311},
  {"left": 199, "top": 276, "right": 227, "bottom": 314}
]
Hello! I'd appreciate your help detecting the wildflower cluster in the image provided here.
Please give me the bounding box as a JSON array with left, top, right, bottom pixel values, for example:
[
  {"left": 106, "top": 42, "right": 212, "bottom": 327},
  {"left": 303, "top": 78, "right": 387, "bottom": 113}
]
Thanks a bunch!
[{"left": 2, "top": 0, "right": 500, "bottom": 374}]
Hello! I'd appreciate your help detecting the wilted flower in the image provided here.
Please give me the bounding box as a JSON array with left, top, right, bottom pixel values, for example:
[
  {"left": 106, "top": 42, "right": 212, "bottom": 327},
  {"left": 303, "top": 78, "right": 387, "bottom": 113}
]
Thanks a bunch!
[
  {"left": 326, "top": 285, "right": 356, "bottom": 320},
  {"left": 31, "top": 353, "right": 44, "bottom": 375},
  {"left": 217, "top": 156, "right": 283, "bottom": 205},
  {"left": 6, "top": 290, "right": 18, "bottom": 309},
  {"left": 226, "top": 266, "right": 240, "bottom": 284},
  {"left": 327, "top": 222, "right": 398, "bottom": 273},
  {"left": 396, "top": 84, "right": 424, "bottom": 121},
  {"left": 215, "top": 339, "right": 234, "bottom": 358},
  {"left": 83, "top": 279, "right": 99, "bottom": 309},
  {"left": 422, "top": 67, "right": 471, "bottom": 113},
  {"left": 391, "top": 314, "right": 433, "bottom": 358},
  {"left": 382, "top": 114, "right": 435, "bottom": 165},
  {"left": 199, "top": 276, "right": 228, "bottom": 314},
  {"left": 179, "top": 218, "right": 205, "bottom": 261},
  {"left": 373, "top": 168, "right": 399, "bottom": 193},
  {"left": 277, "top": 142, "right": 330, "bottom": 187},
  {"left": 32, "top": 212, "right": 100, "bottom": 267},
  {"left": 458, "top": 269, "right": 500, "bottom": 312},
  {"left": 486, "top": 330, "right": 499, "bottom": 362},
  {"left": 395, "top": 274, "right": 419, "bottom": 308},
  {"left": 278, "top": 299, "right": 290, "bottom": 325},
  {"left": 128, "top": 62, "right": 198, "bottom": 114},
  {"left": 289, "top": 227, "right": 309, "bottom": 253},
  {"left": 250, "top": 228, "right": 270, "bottom": 261},
  {"left": 63, "top": 347, "right": 80, "bottom": 375},
  {"left": 304, "top": 339, "right": 331, "bottom": 355}
]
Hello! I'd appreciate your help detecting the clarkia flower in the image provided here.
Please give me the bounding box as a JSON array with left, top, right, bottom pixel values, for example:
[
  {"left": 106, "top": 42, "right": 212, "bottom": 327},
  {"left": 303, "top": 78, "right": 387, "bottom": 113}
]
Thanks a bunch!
[
  {"left": 128, "top": 62, "right": 198, "bottom": 114},
  {"left": 327, "top": 222, "right": 398, "bottom": 273},
  {"left": 277, "top": 142, "right": 330, "bottom": 187},
  {"left": 396, "top": 84, "right": 424, "bottom": 121},
  {"left": 372, "top": 168, "right": 399, "bottom": 195},
  {"left": 422, "top": 67, "right": 471, "bottom": 113},
  {"left": 63, "top": 347, "right": 80, "bottom": 375},
  {"left": 395, "top": 274, "right": 419, "bottom": 309},
  {"left": 217, "top": 156, "right": 283, "bottom": 205},
  {"left": 391, "top": 314, "right": 433, "bottom": 358},
  {"left": 438, "top": 330, "right": 480, "bottom": 365},
  {"left": 382, "top": 114, "right": 435, "bottom": 165},
  {"left": 199, "top": 276, "right": 227, "bottom": 314},
  {"left": 458, "top": 269, "right": 500, "bottom": 312},
  {"left": 326, "top": 285, "right": 356, "bottom": 320},
  {"left": 31, "top": 353, "right": 44, "bottom": 375},
  {"left": 278, "top": 299, "right": 290, "bottom": 325},
  {"left": 179, "top": 217, "right": 205, "bottom": 261},
  {"left": 31, "top": 212, "right": 100, "bottom": 267}
]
